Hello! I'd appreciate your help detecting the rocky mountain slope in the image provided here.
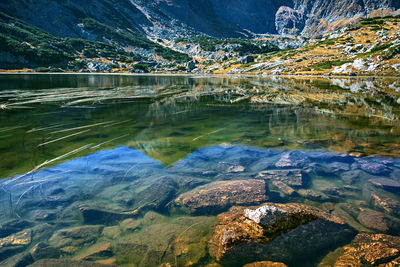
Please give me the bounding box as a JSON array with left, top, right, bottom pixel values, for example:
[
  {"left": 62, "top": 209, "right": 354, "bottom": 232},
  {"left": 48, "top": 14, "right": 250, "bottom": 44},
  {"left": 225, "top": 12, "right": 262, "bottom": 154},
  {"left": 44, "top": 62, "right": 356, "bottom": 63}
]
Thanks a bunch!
[
  {"left": 1, "top": 0, "right": 399, "bottom": 40},
  {"left": 0, "top": 10, "right": 190, "bottom": 70},
  {"left": 0, "top": 0, "right": 400, "bottom": 72},
  {"left": 205, "top": 16, "right": 400, "bottom": 76}
]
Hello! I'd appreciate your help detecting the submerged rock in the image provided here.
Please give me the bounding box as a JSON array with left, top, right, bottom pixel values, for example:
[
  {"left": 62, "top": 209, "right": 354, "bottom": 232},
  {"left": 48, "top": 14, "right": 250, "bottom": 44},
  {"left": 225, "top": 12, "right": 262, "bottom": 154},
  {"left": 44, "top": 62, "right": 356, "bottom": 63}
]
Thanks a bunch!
[
  {"left": 75, "top": 242, "right": 113, "bottom": 261},
  {"left": 244, "top": 261, "right": 287, "bottom": 267},
  {"left": 340, "top": 170, "right": 364, "bottom": 184},
  {"left": 101, "top": 226, "right": 120, "bottom": 240},
  {"left": 357, "top": 209, "right": 399, "bottom": 233},
  {"left": 359, "top": 162, "right": 392, "bottom": 176},
  {"left": 114, "top": 216, "right": 215, "bottom": 267},
  {"left": 371, "top": 193, "right": 400, "bottom": 216},
  {"left": 271, "top": 181, "right": 296, "bottom": 196},
  {"left": 174, "top": 179, "right": 269, "bottom": 214},
  {"left": 209, "top": 203, "right": 355, "bottom": 266},
  {"left": 328, "top": 162, "right": 350, "bottom": 172},
  {"left": 0, "top": 229, "right": 32, "bottom": 261},
  {"left": 49, "top": 225, "right": 103, "bottom": 250},
  {"left": 120, "top": 219, "right": 141, "bottom": 233},
  {"left": 33, "top": 210, "right": 57, "bottom": 221},
  {"left": 0, "top": 229, "right": 32, "bottom": 247},
  {"left": 133, "top": 176, "right": 178, "bottom": 212},
  {"left": 275, "top": 151, "right": 309, "bottom": 169},
  {"left": 0, "top": 252, "right": 33, "bottom": 267},
  {"left": 0, "top": 219, "right": 32, "bottom": 238},
  {"left": 297, "top": 189, "right": 330, "bottom": 201},
  {"left": 333, "top": 233, "right": 400, "bottom": 266},
  {"left": 257, "top": 169, "right": 303, "bottom": 187},
  {"left": 27, "top": 258, "right": 115, "bottom": 266},
  {"left": 79, "top": 205, "right": 136, "bottom": 225},
  {"left": 30, "top": 242, "right": 61, "bottom": 261},
  {"left": 369, "top": 178, "right": 400, "bottom": 192}
]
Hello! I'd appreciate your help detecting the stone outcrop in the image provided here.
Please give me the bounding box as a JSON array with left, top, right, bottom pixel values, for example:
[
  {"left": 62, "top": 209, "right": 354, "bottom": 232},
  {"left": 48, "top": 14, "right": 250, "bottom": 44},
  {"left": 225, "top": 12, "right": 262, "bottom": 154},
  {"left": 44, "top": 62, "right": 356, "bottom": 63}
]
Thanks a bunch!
[
  {"left": 332, "top": 233, "right": 400, "bottom": 266},
  {"left": 209, "top": 203, "right": 355, "bottom": 266},
  {"left": 174, "top": 179, "right": 269, "bottom": 214},
  {"left": 275, "top": 6, "right": 305, "bottom": 36}
]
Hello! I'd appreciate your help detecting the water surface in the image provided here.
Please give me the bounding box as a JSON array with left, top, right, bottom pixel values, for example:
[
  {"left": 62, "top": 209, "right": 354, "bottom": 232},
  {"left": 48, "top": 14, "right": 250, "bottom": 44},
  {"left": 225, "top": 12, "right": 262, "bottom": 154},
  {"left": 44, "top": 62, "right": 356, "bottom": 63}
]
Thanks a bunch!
[{"left": 0, "top": 74, "right": 399, "bottom": 266}]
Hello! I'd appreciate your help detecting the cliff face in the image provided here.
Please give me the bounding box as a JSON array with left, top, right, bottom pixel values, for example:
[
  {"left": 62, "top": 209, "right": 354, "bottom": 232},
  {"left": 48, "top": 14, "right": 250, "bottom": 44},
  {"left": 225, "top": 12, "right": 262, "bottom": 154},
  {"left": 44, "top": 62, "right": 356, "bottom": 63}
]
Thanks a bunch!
[
  {"left": 0, "top": 0, "right": 399, "bottom": 39},
  {"left": 147, "top": 0, "right": 243, "bottom": 37},
  {"left": 290, "top": 0, "right": 400, "bottom": 36},
  {"left": 149, "top": 0, "right": 399, "bottom": 36},
  {"left": 208, "top": 0, "right": 292, "bottom": 34}
]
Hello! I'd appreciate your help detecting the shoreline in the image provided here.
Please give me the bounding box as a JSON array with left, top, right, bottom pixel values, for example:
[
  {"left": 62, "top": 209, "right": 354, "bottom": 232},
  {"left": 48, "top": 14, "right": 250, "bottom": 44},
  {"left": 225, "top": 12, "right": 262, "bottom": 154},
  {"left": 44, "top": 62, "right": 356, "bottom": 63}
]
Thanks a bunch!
[{"left": 1, "top": 71, "right": 400, "bottom": 80}]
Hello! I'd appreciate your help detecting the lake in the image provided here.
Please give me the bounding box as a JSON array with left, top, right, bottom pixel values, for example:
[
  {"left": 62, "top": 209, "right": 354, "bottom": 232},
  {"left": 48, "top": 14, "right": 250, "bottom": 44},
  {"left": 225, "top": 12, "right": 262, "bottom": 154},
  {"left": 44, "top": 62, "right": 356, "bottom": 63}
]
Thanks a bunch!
[{"left": 0, "top": 74, "right": 399, "bottom": 266}]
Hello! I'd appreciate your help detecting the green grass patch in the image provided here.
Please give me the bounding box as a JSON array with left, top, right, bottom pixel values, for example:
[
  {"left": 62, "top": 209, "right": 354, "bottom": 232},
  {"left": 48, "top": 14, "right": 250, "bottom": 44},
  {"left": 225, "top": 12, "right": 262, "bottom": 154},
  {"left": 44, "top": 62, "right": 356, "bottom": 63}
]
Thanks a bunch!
[
  {"left": 175, "top": 36, "right": 279, "bottom": 56},
  {"left": 311, "top": 60, "right": 352, "bottom": 71}
]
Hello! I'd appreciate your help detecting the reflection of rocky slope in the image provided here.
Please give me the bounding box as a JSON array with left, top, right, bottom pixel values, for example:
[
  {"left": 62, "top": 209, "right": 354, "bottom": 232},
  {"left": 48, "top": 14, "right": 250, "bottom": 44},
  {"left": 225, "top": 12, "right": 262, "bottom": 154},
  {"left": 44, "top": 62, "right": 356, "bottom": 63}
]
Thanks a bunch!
[{"left": 2, "top": 145, "right": 400, "bottom": 266}]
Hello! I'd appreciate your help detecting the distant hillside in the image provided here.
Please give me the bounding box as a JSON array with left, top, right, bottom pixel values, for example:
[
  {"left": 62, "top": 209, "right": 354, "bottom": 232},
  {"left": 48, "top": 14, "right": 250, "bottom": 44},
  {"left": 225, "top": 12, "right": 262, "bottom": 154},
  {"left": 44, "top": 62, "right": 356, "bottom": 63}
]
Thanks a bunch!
[
  {"left": 1, "top": 0, "right": 399, "bottom": 39},
  {"left": 206, "top": 16, "right": 400, "bottom": 77},
  {"left": 0, "top": 11, "right": 190, "bottom": 70},
  {"left": 0, "top": 0, "right": 399, "bottom": 72}
]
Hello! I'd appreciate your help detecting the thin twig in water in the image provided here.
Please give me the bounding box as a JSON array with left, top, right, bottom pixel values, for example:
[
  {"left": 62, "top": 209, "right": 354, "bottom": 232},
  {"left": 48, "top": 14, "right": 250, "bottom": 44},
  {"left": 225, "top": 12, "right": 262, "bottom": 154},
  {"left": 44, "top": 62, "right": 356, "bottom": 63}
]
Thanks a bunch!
[
  {"left": 192, "top": 128, "right": 225, "bottom": 141},
  {"left": 101, "top": 119, "right": 132, "bottom": 128},
  {"left": 171, "top": 222, "right": 203, "bottom": 267},
  {"left": 91, "top": 134, "right": 130, "bottom": 149},
  {"left": 37, "top": 129, "right": 90, "bottom": 147},
  {"left": 26, "top": 122, "right": 76, "bottom": 133},
  {"left": 4, "top": 144, "right": 92, "bottom": 185},
  {"left": 15, "top": 185, "right": 35, "bottom": 207},
  {"left": 16, "top": 176, "right": 63, "bottom": 186},
  {"left": 0, "top": 125, "right": 27, "bottom": 133},
  {"left": 49, "top": 121, "right": 113, "bottom": 134}
]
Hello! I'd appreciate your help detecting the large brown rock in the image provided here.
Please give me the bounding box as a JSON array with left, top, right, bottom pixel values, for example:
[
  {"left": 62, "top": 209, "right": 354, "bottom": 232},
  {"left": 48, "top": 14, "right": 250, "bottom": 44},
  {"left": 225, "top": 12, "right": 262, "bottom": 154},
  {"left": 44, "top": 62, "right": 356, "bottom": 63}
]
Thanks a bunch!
[
  {"left": 209, "top": 203, "right": 355, "bottom": 266},
  {"left": 333, "top": 233, "right": 400, "bottom": 266},
  {"left": 174, "top": 179, "right": 269, "bottom": 214}
]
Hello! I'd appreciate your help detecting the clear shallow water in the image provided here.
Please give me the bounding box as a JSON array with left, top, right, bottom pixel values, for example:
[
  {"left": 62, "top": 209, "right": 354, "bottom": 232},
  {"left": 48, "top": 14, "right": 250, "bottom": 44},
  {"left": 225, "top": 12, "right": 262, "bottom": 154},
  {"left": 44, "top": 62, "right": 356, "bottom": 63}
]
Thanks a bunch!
[{"left": 0, "top": 74, "right": 400, "bottom": 266}]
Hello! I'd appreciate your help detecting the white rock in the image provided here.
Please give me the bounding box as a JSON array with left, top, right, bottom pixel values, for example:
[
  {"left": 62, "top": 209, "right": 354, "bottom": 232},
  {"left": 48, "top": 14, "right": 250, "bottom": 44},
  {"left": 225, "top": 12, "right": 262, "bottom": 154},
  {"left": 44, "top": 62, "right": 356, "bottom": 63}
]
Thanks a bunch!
[{"left": 245, "top": 205, "right": 288, "bottom": 227}]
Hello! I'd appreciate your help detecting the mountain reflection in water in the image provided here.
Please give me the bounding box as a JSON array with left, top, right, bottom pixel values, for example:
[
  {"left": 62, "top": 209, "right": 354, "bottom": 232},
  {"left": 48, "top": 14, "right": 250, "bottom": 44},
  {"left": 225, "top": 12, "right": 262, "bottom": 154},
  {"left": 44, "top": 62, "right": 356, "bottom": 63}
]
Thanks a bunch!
[
  {"left": 0, "top": 74, "right": 399, "bottom": 266},
  {"left": 0, "top": 145, "right": 400, "bottom": 266}
]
